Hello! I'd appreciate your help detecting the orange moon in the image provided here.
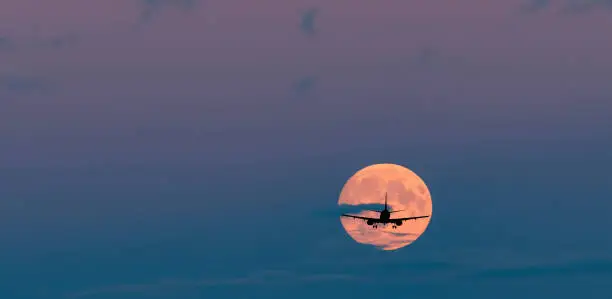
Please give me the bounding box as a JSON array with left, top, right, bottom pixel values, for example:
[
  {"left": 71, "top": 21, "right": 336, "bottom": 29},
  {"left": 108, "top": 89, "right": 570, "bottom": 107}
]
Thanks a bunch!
[{"left": 338, "top": 163, "right": 433, "bottom": 250}]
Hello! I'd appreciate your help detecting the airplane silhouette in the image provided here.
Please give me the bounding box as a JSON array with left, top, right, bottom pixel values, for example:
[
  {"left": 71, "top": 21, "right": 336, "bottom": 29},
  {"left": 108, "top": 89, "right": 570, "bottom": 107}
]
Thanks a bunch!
[{"left": 341, "top": 192, "right": 430, "bottom": 229}]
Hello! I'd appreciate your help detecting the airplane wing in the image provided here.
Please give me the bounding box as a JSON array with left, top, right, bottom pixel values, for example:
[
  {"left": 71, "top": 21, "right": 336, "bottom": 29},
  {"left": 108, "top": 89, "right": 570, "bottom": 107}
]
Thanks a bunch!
[
  {"left": 391, "top": 215, "right": 430, "bottom": 221},
  {"left": 341, "top": 214, "right": 379, "bottom": 222}
]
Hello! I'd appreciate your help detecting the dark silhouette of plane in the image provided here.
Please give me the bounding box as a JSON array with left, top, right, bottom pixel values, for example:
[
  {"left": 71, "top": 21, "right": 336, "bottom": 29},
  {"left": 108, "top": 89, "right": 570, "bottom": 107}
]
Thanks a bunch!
[{"left": 341, "top": 192, "right": 430, "bottom": 229}]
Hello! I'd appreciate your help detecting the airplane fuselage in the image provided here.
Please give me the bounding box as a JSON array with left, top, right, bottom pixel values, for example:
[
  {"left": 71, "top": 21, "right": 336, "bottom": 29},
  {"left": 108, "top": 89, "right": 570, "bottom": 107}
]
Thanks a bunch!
[
  {"left": 379, "top": 210, "right": 390, "bottom": 221},
  {"left": 342, "top": 192, "right": 428, "bottom": 229},
  {"left": 366, "top": 209, "right": 402, "bottom": 228}
]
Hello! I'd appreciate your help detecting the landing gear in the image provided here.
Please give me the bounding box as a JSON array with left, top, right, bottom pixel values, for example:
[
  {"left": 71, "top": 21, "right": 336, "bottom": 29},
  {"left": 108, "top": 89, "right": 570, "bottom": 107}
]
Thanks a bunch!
[
  {"left": 392, "top": 225, "right": 397, "bottom": 229},
  {"left": 373, "top": 224, "right": 378, "bottom": 229}
]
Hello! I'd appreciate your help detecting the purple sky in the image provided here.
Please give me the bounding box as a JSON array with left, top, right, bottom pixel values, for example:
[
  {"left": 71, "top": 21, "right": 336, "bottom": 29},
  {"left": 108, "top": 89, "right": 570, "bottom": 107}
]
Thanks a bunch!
[{"left": 1, "top": 0, "right": 611, "bottom": 168}]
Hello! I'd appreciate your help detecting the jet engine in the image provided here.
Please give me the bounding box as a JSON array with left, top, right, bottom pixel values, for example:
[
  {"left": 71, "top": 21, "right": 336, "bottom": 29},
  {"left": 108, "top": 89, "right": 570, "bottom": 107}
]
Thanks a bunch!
[
  {"left": 395, "top": 220, "right": 403, "bottom": 226},
  {"left": 367, "top": 219, "right": 374, "bottom": 225}
]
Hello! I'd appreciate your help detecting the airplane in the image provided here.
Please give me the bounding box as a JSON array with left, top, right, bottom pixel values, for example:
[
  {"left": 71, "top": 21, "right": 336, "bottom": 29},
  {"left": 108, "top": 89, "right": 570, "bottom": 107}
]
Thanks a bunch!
[{"left": 341, "top": 192, "right": 430, "bottom": 229}]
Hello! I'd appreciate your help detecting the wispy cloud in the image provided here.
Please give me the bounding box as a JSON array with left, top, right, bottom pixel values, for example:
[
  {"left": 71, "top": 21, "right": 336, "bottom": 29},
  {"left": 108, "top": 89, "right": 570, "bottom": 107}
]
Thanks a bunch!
[
  {"left": 293, "top": 75, "right": 318, "bottom": 98},
  {"left": 0, "top": 31, "right": 81, "bottom": 52},
  {"left": 562, "top": 0, "right": 612, "bottom": 13},
  {"left": 470, "top": 259, "right": 612, "bottom": 282},
  {"left": 299, "top": 8, "right": 319, "bottom": 37},
  {"left": 313, "top": 204, "right": 389, "bottom": 218},
  {"left": 139, "top": 0, "right": 201, "bottom": 23},
  {"left": 31, "top": 28, "right": 81, "bottom": 50},
  {"left": 519, "top": 0, "right": 551, "bottom": 13},
  {"left": 519, "top": 0, "right": 612, "bottom": 13},
  {"left": 0, "top": 74, "right": 53, "bottom": 94},
  {"left": 68, "top": 270, "right": 359, "bottom": 298}
]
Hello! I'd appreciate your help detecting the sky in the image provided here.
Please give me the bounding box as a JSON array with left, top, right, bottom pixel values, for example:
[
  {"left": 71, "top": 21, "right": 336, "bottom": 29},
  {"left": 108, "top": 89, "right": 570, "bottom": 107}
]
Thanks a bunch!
[{"left": 1, "top": 0, "right": 612, "bottom": 298}]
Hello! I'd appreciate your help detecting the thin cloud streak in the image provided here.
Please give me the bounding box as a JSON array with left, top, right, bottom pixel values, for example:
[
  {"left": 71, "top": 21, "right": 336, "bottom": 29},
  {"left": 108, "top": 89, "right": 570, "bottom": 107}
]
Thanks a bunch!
[
  {"left": 33, "top": 33, "right": 81, "bottom": 49},
  {"left": 473, "top": 259, "right": 612, "bottom": 279},
  {"left": 519, "top": 0, "right": 612, "bottom": 13},
  {"left": 67, "top": 270, "right": 361, "bottom": 298},
  {"left": 0, "top": 74, "right": 53, "bottom": 94},
  {"left": 0, "top": 32, "right": 81, "bottom": 51},
  {"left": 139, "top": 0, "right": 201, "bottom": 23},
  {"left": 562, "top": 0, "right": 612, "bottom": 13}
]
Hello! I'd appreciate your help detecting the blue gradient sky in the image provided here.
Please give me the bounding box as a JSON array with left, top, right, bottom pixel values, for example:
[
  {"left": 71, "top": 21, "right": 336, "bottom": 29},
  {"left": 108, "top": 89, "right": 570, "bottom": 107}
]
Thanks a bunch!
[{"left": 1, "top": 0, "right": 612, "bottom": 298}]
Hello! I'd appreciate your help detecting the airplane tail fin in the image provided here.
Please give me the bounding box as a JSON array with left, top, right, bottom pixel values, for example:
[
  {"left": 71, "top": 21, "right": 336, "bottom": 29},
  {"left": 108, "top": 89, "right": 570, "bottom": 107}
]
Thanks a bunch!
[{"left": 384, "top": 192, "right": 388, "bottom": 211}]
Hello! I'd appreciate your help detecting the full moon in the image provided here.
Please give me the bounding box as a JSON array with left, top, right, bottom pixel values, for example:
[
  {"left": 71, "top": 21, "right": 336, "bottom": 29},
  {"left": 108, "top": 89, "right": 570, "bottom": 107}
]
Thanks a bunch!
[{"left": 338, "top": 163, "right": 433, "bottom": 250}]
